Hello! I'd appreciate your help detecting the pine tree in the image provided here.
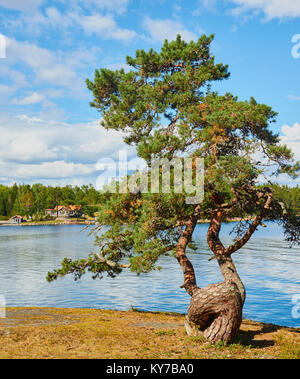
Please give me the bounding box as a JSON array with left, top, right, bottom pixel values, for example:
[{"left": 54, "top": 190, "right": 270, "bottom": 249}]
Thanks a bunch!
[{"left": 47, "top": 35, "right": 300, "bottom": 344}]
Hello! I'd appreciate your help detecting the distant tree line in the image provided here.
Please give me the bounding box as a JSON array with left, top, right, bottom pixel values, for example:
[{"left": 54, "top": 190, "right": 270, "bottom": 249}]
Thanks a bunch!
[
  {"left": 271, "top": 184, "right": 300, "bottom": 215},
  {"left": 0, "top": 183, "right": 108, "bottom": 220},
  {"left": 0, "top": 182, "right": 299, "bottom": 220}
]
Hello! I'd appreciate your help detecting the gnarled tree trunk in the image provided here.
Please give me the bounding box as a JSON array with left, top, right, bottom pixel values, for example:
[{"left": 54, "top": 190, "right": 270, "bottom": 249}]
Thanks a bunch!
[
  {"left": 176, "top": 205, "right": 246, "bottom": 344},
  {"left": 186, "top": 255, "right": 245, "bottom": 344}
]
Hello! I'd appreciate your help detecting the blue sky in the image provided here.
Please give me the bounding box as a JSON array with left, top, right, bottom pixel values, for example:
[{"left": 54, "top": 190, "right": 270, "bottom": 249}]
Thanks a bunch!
[{"left": 0, "top": 0, "right": 299, "bottom": 187}]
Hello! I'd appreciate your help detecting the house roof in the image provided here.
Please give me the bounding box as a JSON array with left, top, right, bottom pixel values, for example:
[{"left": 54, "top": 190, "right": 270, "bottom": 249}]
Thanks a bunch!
[
  {"left": 68, "top": 205, "right": 81, "bottom": 211},
  {"left": 46, "top": 205, "right": 82, "bottom": 212},
  {"left": 53, "top": 205, "right": 66, "bottom": 211},
  {"left": 12, "top": 215, "right": 23, "bottom": 219}
]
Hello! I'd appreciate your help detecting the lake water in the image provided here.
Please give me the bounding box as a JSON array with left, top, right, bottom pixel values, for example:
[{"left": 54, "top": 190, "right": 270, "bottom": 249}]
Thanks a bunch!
[{"left": 0, "top": 222, "right": 299, "bottom": 327}]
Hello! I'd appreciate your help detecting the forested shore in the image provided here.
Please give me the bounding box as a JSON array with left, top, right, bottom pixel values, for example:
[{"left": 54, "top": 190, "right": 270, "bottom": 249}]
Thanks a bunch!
[
  {"left": 0, "top": 183, "right": 107, "bottom": 220},
  {"left": 0, "top": 182, "right": 299, "bottom": 220}
]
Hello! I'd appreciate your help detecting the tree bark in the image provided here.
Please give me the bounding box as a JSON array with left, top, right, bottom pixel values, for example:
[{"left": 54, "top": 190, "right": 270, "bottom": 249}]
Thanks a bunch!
[
  {"left": 179, "top": 202, "right": 246, "bottom": 344},
  {"left": 175, "top": 205, "right": 200, "bottom": 296},
  {"left": 186, "top": 254, "right": 245, "bottom": 344}
]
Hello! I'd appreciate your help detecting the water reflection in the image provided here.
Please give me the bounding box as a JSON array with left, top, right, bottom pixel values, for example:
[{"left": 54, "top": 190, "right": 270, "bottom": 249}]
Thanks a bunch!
[{"left": 0, "top": 223, "right": 299, "bottom": 327}]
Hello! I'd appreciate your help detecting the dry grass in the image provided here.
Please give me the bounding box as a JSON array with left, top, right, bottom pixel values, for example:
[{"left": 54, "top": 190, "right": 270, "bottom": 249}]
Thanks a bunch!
[{"left": 0, "top": 307, "right": 299, "bottom": 359}]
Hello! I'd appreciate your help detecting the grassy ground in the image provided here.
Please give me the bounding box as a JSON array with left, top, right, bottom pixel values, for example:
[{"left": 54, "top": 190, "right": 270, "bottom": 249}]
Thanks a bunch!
[{"left": 0, "top": 307, "right": 299, "bottom": 359}]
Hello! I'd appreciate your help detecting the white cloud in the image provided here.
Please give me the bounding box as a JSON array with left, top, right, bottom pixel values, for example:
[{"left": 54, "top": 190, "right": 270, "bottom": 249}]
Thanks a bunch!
[
  {"left": 5, "top": 6, "right": 137, "bottom": 41},
  {"left": 0, "top": 83, "right": 17, "bottom": 97},
  {"left": 0, "top": 115, "right": 129, "bottom": 164},
  {"left": 12, "top": 92, "right": 45, "bottom": 105},
  {"left": 252, "top": 123, "right": 300, "bottom": 186},
  {"left": 72, "top": 12, "right": 137, "bottom": 40},
  {"left": 5, "top": 37, "right": 85, "bottom": 92},
  {"left": 17, "top": 114, "right": 44, "bottom": 124},
  {"left": 0, "top": 0, "right": 44, "bottom": 12},
  {"left": 143, "top": 17, "right": 198, "bottom": 43},
  {"left": 280, "top": 123, "right": 300, "bottom": 178},
  {"left": 72, "top": 0, "right": 130, "bottom": 15},
  {"left": 0, "top": 114, "right": 136, "bottom": 185},
  {"left": 288, "top": 95, "right": 300, "bottom": 101},
  {"left": 0, "top": 60, "right": 28, "bottom": 98},
  {"left": 6, "top": 38, "right": 53, "bottom": 68},
  {"left": 229, "top": 0, "right": 300, "bottom": 20},
  {"left": 38, "top": 64, "right": 78, "bottom": 87},
  {"left": 3, "top": 7, "right": 73, "bottom": 36},
  {"left": 45, "top": 6, "right": 69, "bottom": 25},
  {"left": 281, "top": 122, "right": 300, "bottom": 144},
  {"left": 6, "top": 161, "right": 95, "bottom": 180},
  {"left": 195, "top": 0, "right": 218, "bottom": 13},
  {"left": 195, "top": 1, "right": 300, "bottom": 20}
]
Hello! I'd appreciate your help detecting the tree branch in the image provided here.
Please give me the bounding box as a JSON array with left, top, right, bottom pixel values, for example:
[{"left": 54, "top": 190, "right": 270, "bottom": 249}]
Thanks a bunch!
[
  {"left": 224, "top": 190, "right": 273, "bottom": 256},
  {"left": 207, "top": 192, "right": 226, "bottom": 255},
  {"left": 176, "top": 204, "right": 201, "bottom": 296},
  {"left": 96, "top": 252, "right": 131, "bottom": 269}
]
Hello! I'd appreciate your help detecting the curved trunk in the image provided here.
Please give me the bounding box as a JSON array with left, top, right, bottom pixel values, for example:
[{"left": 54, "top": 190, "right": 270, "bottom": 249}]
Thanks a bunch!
[
  {"left": 175, "top": 205, "right": 200, "bottom": 296},
  {"left": 186, "top": 255, "right": 245, "bottom": 344},
  {"left": 179, "top": 206, "right": 246, "bottom": 344}
]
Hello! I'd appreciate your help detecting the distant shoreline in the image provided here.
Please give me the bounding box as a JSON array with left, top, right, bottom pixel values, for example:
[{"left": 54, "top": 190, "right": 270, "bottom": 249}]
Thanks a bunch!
[
  {"left": 0, "top": 218, "right": 253, "bottom": 227},
  {"left": 0, "top": 220, "right": 96, "bottom": 227},
  {"left": 2, "top": 215, "right": 298, "bottom": 227}
]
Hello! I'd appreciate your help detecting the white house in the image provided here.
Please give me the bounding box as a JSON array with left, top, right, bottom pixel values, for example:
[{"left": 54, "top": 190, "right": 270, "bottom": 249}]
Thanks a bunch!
[{"left": 11, "top": 215, "right": 24, "bottom": 224}]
